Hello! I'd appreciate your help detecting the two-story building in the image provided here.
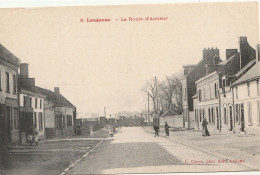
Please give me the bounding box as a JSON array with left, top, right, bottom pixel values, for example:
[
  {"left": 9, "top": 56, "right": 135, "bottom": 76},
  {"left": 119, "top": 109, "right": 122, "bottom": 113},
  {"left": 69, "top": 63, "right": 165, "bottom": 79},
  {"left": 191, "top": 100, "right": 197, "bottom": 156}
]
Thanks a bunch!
[
  {"left": 181, "top": 47, "right": 221, "bottom": 129},
  {"left": 0, "top": 43, "right": 20, "bottom": 147},
  {"left": 19, "top": 63, "right": 47, "bottom": 143},
  {"left": 231, "top": 44, "right": 260, "bottom": 135}
]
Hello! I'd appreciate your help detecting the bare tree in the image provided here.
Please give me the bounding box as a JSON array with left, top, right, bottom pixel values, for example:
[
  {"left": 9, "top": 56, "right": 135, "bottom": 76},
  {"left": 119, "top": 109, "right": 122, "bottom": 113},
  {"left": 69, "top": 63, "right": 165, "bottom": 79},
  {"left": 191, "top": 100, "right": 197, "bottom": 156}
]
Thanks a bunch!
[
  {"left": 142, "top": 77, "right": 160, "bottom": 115},
  {"left": 158, "top": 73, "right": 183, "bottom": 115}
]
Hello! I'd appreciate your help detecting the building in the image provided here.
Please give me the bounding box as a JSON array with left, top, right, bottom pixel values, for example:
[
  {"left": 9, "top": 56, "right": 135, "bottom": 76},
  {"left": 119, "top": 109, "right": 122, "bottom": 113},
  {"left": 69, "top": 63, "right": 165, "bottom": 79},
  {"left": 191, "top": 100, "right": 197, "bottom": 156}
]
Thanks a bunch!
[
  {"left": 0, "top": 44, "right": 20, "bottom": 147},
  {"left": 35, "top": 86, "right": 76, "bottom": 139},
  {"left": 18, "top": 63, "right": 76, "bottom": 139},
  {"left": 194, "top": 37, "right": 256, "bottom": 133},
  {"left": 19, "top": 63, "right": 47, "bottom": 143},
  {"left": 181, "top": 47, "right": 221, "bottom": 129},
  {"left": 231, "top": 44, "right": 260, "bottom": 135}
]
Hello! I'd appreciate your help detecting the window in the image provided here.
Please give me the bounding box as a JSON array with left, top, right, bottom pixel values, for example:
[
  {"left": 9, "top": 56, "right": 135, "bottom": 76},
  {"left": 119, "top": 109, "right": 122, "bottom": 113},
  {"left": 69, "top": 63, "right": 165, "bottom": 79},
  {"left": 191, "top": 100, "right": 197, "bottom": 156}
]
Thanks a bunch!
[
  {"left": 40, "top": 99, "right": 42, "bottom": 109},
  {"left": 33, "top": 112, "right": 37, "bottom": 127},
  {"left": 235, "top": 86, "right": 238, "bottom": 99},
  {"left": 257, "top": 80, "right": 259, "bottom": 95},
  {"left": 248, "top": 102, "right": 252, "bottom": 124},
  {"left": 222, "top": 78, "right": 226, "bottom": 88},
  {"left": 56, "top": 115, "right": 62, "bottom": 130},
  {"left": 203, "top": 88, "right": 205, "bottom": 101},
  {"left": 216, "top": 107, "right": 219, "bottom": 129},
  {"left": 30, "top": 97, "right": 32, "bottom": 108},
  {"left": 258, "top": 101, "right": 260, "bottom": 124},
  {"left": 208, "top": 108, "right": 211, "bottom": 123},
  {"left": 13, "top": 75, "right": 16, "bottom": 94},
  {"left": 211, "top": 107, "right": 214, "bottom": 124},
  {"left": 195, "top": 109, "right": 197, "bottom": 122},
  {"left": 35, "top": 98, "right": 37, "bottom": 108},
  {"left": 209, "top": 85, "right": 211, "bottom": 99},
  {"left": 0, "top": 70, "right": 2, "bottom": 91},
  {"left": 247, "top": 83, "right": 250, "bottom": 97},
  {"left": 235, "top": 104, "right": 240, "bottom": 123},
  {"left": 224, "top": 107, "right": 227, "bottom": 124},
  {"left": 67, "top": 115, "right": 73, "bottom": 127},
  {"left": 5, "top": 72, "right": 9, "bottom": 93},
  {"left": 13, "top": 108, "right": 18, "bottom": 130},
  {"left": 184, "top": 88, "right": 187, "bottom": 101},
  {"left": 38, "top": 112, "right": 43, "bottom": 131},
  {"left": 214, "top": 83, "right": 218, "bottom": 98},
  {"left": 23, "top": 96, "right": 26, "bottom": 107},
  {"left": 6, "top": 106, "right": 12, "bottom": 131},
  {"left": 198, "top": 89, "right": 202, "bottom": 102},
  {"left": 199, "top": 109, "right": 202, "bottom": 122}
]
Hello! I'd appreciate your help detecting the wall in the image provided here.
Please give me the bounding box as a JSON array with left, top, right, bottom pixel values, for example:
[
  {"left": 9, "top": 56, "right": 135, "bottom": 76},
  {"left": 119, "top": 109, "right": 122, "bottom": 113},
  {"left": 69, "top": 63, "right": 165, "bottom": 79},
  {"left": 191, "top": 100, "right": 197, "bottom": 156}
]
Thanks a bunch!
[{"left": 159, "top": 115, "right": 183, "bottom": 128}]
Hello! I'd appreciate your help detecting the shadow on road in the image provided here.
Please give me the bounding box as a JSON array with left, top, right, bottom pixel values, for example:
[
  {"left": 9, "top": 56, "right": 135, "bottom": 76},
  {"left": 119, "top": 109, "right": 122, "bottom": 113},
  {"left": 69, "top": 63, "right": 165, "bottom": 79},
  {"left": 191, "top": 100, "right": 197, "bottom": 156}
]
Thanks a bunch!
[{"left": 69, "top": 139, "right": 183, "bottom": 174}]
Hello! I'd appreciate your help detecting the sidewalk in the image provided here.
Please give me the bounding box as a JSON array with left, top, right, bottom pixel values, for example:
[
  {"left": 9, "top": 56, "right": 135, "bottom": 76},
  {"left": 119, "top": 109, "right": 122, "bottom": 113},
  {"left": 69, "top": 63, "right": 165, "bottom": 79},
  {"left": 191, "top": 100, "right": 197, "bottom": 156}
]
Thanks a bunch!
[{"left": 145, "top": 126, "right": 260, "bottom": 170}]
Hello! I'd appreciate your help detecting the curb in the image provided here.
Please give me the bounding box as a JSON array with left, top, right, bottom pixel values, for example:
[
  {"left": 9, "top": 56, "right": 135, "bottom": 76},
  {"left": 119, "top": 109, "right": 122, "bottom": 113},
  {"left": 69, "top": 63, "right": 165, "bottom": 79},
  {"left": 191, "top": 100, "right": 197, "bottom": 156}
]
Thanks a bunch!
[{"left": 60, "top": 139, "right": 104, "bottom": 175}]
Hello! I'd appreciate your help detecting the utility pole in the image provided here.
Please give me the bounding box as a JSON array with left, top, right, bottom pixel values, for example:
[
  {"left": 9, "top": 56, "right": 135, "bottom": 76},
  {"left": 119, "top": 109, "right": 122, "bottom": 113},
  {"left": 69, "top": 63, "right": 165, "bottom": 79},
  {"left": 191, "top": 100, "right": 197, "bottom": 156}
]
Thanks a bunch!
[
  {"left": 104, "top": 107, "right": 106, "bottom": 118},
  {"left": 147, "top": 92, "right": 150, "bottom": 126}
]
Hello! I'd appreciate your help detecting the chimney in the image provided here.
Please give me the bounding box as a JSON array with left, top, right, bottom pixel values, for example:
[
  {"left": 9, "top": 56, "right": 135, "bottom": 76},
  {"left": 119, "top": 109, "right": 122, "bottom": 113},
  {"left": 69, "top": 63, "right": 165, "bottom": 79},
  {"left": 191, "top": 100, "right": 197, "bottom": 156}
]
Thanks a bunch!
[
  {"left": 20, "top": 63, "right": 29, "bottom": 78},
  {"left": 239, "top": 36, "right": 250, "bottom": 69},
  {"left": 257, "top": 44, "right": 260, "bottom": 62},
  {"left": 183, "top": 65, "right": 196, "bottom": 76},
  {"left": 203, "top": 48, "right": 219, "bottom": 60},
  {"left": 54, "top": 87, "right": 60, "bottom": 94},
  {"left": 226, "top": 49, "right": 238, "bottom": 60}
]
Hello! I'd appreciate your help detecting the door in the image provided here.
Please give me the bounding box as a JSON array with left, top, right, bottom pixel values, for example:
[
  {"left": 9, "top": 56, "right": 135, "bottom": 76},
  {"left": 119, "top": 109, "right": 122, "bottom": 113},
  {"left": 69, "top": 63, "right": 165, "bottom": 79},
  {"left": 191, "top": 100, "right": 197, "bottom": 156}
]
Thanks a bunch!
[
  {"left": 0, "top": 104, "right": 6, "bottom": 147},
  {"left": 229, "top": 106, "right": 233, "bottom": 131},
  {"left": 240, "top": 104, "right": 245, "bottom": 132},
  {"left": 6, "top": 106, "right": 11, "bottom": 143}
]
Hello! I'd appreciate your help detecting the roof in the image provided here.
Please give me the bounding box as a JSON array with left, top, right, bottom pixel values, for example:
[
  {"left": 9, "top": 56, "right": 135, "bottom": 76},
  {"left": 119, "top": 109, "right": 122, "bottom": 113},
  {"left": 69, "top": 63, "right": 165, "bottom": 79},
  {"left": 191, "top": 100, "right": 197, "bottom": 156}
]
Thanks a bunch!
[
  {"left": 20, "top": 86, "right": 46, "bottom": 98},
  {"left": 32, "top": 86, "right": 75, "bottom": 108},
  {"left": 233, "top": 60, "right": 255, "bottom": 77},
  {"left": 232, "top": 62, "right": 260, "bottom": 86},
  {"left": 0, "top": 43, "right": 20, "bottom": 66}
]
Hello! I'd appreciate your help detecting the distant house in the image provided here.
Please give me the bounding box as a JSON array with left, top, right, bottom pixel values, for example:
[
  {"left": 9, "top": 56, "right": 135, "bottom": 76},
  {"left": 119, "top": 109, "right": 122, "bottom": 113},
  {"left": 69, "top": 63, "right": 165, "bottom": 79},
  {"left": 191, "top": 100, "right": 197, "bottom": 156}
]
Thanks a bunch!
[
  {"left": 35, "top": 86, "right": 76, "bottom": 139},
  {"left": 231, "top": 46, "right": 260, "bottom": 135},
  {"left": 19, "top": 63, "right": 76, "bottom": 139},
  {"left": 0, "top": 43, "right": 21, "bottom": 147},
  {"left": 181, "top": 47, "right": 221, "bottom": 129}
]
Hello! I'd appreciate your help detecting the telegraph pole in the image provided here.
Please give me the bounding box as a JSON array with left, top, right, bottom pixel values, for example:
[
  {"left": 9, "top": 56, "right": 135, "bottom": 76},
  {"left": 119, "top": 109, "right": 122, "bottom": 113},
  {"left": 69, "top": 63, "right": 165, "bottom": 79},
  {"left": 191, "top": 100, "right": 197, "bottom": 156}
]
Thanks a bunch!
[{"left": 147, "top": 92, "right": 150, "bottom": 126}]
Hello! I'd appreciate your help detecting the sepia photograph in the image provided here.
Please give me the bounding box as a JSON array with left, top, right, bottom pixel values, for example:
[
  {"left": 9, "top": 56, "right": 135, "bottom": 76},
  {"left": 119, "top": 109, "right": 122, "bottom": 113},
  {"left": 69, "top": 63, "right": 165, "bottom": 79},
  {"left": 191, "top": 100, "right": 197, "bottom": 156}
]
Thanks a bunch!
[{"left": 0, "top": 1, "right": 259, "bottom": 174}]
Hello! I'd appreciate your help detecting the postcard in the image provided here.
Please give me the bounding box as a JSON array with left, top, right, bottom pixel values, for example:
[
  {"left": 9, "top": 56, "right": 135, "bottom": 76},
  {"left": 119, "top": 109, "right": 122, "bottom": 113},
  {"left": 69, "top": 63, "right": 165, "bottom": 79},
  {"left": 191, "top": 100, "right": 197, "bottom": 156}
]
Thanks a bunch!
[{"left": 0, "top": 1, "right": 259, "bottom": 175}]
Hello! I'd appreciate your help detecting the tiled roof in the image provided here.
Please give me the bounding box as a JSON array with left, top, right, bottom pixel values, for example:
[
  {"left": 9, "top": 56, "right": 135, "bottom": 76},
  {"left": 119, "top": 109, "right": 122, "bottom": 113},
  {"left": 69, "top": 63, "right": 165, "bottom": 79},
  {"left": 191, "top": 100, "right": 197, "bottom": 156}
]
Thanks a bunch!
[
  {"left": 233, "top": 60, "right": 255, "bottom": 77},
  {"left": 22, "top": 86, "right": 75, "bottom": 108},
  {"left": 232, "top": 62, "right": 260, "bottom": 86},
  {"left": 0, "top": 43, "right": 20, "bottom": 66}
]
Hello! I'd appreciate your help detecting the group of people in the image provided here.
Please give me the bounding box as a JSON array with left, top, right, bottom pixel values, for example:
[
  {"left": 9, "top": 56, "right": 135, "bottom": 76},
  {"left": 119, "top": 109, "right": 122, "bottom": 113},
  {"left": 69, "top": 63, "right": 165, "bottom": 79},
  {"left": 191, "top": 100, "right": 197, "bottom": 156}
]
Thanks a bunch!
[
  {"left": 153, "top": 121, "right": 170, "bottom": 137},
  {"left": 153, "top": 118, "right": 210, "bottom": 137}
]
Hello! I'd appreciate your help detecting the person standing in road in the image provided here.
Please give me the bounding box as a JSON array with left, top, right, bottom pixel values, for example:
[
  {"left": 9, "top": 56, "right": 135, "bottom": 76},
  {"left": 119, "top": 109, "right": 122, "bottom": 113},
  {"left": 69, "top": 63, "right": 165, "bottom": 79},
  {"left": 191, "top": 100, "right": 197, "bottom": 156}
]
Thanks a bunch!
[
  {"left": 153, "top": 124, "right": 159, "bottom": 137},
  {"left": 202, "top": 118, "right": 210, "bottom": 136},
  {"left": 165, "top": 121, "right": 170, "bottom": 136}
]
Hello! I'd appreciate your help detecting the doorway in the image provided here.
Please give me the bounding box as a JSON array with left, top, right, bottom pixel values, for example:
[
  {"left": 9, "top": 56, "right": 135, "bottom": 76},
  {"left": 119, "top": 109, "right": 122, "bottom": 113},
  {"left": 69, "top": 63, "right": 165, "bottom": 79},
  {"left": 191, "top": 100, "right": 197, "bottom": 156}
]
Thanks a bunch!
[{"left": 240, "top": 104, "right": 245, "bottom": 132}]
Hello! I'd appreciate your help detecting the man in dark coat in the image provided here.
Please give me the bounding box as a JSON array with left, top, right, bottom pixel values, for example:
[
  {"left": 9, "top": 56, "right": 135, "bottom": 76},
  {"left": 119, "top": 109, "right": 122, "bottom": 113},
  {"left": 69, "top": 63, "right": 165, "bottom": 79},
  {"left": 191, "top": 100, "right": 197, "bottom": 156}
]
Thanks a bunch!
[
  {"left": 202, "top": 118, "right": 210, "bottom": 136},
  {"left": 165, "top": 122, "right": 170, "bottom": 136},
  {"left": 153, "top": 124, "right": 159, "bottom": 137}
]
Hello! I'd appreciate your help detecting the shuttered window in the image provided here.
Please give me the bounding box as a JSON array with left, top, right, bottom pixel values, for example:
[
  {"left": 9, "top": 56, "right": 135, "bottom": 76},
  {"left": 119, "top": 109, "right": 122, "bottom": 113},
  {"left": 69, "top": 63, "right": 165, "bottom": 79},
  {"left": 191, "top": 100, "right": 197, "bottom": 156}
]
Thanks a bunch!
[{"left": 248, "top": 102, "right": 252, "bottom": 124}]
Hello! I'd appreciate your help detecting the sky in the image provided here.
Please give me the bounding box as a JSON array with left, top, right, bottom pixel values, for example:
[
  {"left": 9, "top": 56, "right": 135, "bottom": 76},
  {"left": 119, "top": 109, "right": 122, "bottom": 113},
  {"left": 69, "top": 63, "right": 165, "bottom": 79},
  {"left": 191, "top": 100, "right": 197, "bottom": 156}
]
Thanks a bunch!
[{"left": 0, "top": 2, "right": 259, "bottom": 117}]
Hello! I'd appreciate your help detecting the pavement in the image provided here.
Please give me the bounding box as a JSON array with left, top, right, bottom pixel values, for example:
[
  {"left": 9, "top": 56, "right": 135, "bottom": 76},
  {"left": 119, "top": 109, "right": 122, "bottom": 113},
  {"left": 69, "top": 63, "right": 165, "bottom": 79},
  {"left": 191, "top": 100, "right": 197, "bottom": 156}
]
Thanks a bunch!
[
  {"left": 67, "top": 126, "right": 257, "bottom": 174},
  {"left": 155, "top": 126, "right": 260, "bottom": 170}
]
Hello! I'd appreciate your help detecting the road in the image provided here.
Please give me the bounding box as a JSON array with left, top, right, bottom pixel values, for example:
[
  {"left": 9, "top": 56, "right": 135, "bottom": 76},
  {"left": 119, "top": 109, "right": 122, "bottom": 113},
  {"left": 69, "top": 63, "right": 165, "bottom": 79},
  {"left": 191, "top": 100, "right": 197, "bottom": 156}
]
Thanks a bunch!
[{"left": 67, "top": 127, "right": 252, "bottom": 174}]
